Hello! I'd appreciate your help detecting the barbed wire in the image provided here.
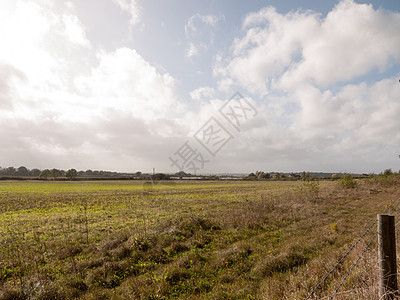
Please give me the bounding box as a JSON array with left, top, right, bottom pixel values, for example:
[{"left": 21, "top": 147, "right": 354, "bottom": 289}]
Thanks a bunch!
[
  {"left": 306, "top": 194, "right": 400, "bottom": 299},
  {"left": 390, "top": 198, "right": 400, "bottom": 212},
  {"left": 383, "top": 194, "right": 400, "bottom": 214},
  {"left": 329, "top": 230, "right": 378, "bottom": 299},
  {"left": 305, "top": 220, "right": 376, "bottom": 299},
  {"left": 343, "top": 248, "right": 375, "bottom": 300}
]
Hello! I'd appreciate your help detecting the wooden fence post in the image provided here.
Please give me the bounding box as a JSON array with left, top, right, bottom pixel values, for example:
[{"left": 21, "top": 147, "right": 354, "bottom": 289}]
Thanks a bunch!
[{"left": 378, "top": 214, "right": 398, "bottom": 299}]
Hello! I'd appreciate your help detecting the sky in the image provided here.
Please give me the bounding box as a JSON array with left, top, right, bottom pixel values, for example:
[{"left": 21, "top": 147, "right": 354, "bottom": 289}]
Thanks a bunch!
[{"left": 0, "top": 0, "right": 399, "bottom": 174}]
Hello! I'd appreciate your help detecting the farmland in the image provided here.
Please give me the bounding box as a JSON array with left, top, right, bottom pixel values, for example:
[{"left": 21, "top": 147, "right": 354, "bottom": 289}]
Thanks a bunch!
[{"left": 0, "top": 178, "right": 399, "bottom": 299}]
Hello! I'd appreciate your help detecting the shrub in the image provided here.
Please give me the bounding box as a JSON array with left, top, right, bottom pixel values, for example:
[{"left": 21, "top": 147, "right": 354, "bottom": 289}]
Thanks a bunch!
[
  {"left": 298, "top": 178, "right": 320, "bottom": 199},
  {"left": 383, "top": 168, "right": 393, "bottom": 176},
  {"left": 338, "top": 174, "right": 357, "bottom": 189}
]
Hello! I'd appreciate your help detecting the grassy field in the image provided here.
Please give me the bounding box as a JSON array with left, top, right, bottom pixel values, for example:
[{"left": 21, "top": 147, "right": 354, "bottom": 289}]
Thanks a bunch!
[{"left": 0, "top": 178, "right": 399, "bottom": 299}]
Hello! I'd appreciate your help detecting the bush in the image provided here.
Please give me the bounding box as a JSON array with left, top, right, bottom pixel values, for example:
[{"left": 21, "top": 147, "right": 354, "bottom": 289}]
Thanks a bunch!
[
  {"left": 338, "top": 174, "right": 357, "bottom": 189},
  {"left": 298, "top": 178, "right": 320, "bottom": 200},
  {"left": 383, "top": 168, "right": 393, "bottom": 176},
  {"left": 368, "top": 173, "right": 400, "bottom": 187}
]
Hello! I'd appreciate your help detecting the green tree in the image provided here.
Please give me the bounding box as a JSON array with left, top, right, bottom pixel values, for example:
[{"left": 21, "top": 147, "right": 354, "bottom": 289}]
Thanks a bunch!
[
  {"left": 30, "top": 168, "right": 41, "bottom": 177},
  {"left": 17, "top": 166, "right": 29, "bottom": 176},
  {"left": 6, "top": 167, "right": 16, "bottom": 175},
  {"left": 271, "top": 173, "right": 280, "bottom": 180},
  {"left": 153, "top": 173, "right": 170, "bottom": 180},
  {"left": 383, "top": 168, "right": 393, "bottom": 176},
  {"left": 256, "top": 171, "right": 270, "bottom": 179},
  {"left": 65, "top": 169, "right": 78, "bottom": 180},
  {"left": 50, "top": 168, "right": 62, "bottom": 179},
  {"left": 246, "top": 173, "right": 257, "bottom": 180},
  {"left": 39, "top": 169, "right": 51, "bottom": 179}
]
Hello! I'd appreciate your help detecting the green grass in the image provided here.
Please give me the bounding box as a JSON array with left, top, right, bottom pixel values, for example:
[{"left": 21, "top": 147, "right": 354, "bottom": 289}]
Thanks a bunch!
[{"left": 0, "top": 179, "right": 398, "bottom": 299}]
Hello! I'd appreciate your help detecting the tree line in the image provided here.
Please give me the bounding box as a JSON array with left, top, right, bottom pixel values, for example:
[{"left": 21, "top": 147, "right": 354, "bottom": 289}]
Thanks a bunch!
[
  {"left": 245, "top": 171, "right": 313, "bottom": 180},
  {"left": 0, "top": 166, "right": 144, "bottom": 180}
]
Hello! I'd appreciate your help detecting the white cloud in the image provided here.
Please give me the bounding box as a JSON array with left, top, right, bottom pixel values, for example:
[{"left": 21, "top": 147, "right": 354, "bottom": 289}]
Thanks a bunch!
[
  {"left": 1, "top": 0, "right": 399, "bottom": 174},
  {"left": 216, "top": 0, "right": 400, "bottom": 95},
  {"left": 61, "top": 14, "right": 91, "bottom": 48},
  {"left": 185, "top": 42, "right": 199, "bottom": 59},
  {"left": 205, "top": 77, "right": 399, "bottom": 173},
  {"left": 185, "top": 13, "right": 224, "bottom": 58},
  {"left": 280, "top": 0, "right": 400, "bottom": 89},
  {"left": 0, "top": 0, "right": 91, "bottom": 91},
  {"left": 190, "top": 87, "right": 215, "bottom": 102},
  {"left": 210, "top": 0, "right": 400, "bottom": 173},
  {"left": 111, "top": 0, "right": 141, "bottom": 27},
  {"left": 0, "top": 0, "right": 187, "bottom": 171},
  {"left": 76, "top": 47, "right": 179, "bottom": 120},
  {"left": 0, "top": 0, "right": 179, "bottom": 122},
  {"left": 185, "top": 13, "right": 223, "bottom": 36},
  {"left": 220, "top": 76, "right": 400, "bottom": 173}
]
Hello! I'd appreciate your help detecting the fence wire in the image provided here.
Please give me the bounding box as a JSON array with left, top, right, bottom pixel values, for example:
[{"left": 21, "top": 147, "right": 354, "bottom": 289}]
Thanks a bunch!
[
  {"left": 329, "top": 231, "right": 378, "bottom": 299},
  {"left": 343, "top": 248, "right": 374, "bottom": 300},
  {"left": 306, "top": 194, "right": 400, "bottom": 299},
  {"left": 305, "top": 221, "right": 376, "bottom": 299}
]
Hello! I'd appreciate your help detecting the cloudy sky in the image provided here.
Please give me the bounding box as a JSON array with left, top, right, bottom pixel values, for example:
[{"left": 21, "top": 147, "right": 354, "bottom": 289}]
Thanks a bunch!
[{"left": 0, "top": 0, "right": 399, "bottom": 174}]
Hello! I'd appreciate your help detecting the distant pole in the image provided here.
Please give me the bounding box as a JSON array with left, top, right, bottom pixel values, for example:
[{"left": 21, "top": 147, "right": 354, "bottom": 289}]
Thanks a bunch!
[
  {"left": 150, "top": 168, "right": 155, "bottom": 184},
  {"left": 378, "top": 214, "right": 398, "bottom": 299}
]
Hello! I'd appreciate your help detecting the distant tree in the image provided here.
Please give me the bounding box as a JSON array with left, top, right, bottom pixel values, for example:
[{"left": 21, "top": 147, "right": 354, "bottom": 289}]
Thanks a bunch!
[
  {"left": 30, "top": 168, "right": 41, "bottom": 177},
  {"left": 85, "top": 170, "right": 93, "bottom": 176},
  {"left": 65, "top": 169, "right": 78, "bottom": 180},
  {"left": 50, "top": 168, "right": 62, "bottom": 179},
  {"left": 6, "top": 167, "right": 16, "bottom": 175},
  {"left": 271, "top": 173, "right": 280, "bottom": 180},
  {"left": 39, "top": 169, "right": 51, "bottom": 179},
  {"left": 175, "top": 171, "right": 190, "bottom": 177},
  {"left": 152, "top": 173, "right": 170, "bottom": 180},
  {"left": 17, "top": 166, "right": 29, "bottom": 176},
  {"left": 256, "top": 171, "right": 270, "bottom": 179},
  {"left": 383, "top": 168, "right": 393, "bottom": 176},
  {"left": 246, "top": 172, "right": 257, "bottom": 180},
  {"left": 301, "top": 171, "right": 313, "bottom": 181}
]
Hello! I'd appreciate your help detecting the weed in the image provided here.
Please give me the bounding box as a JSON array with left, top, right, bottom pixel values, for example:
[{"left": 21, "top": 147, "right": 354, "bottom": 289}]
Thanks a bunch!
[{"left": 330, "top": 222, "right": 338, "bottom": 233}]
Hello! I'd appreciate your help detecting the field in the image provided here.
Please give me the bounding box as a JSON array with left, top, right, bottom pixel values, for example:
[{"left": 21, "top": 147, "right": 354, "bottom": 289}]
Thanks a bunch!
[{"left": 0, "top": 178, "right": 399, "bottom": 299}]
